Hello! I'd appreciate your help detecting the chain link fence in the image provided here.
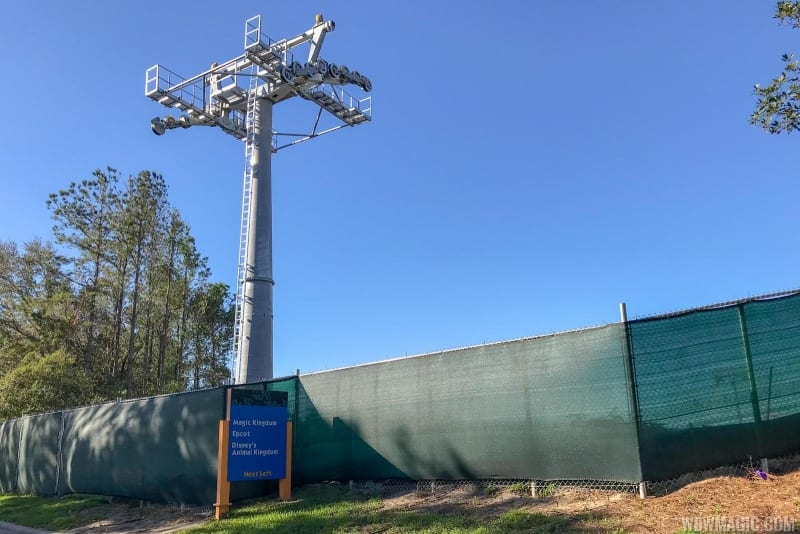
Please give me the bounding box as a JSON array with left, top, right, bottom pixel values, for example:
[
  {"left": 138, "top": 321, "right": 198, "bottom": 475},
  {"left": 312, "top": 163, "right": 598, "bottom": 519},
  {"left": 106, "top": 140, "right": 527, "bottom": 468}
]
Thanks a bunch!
[
  {"left": 347, "top": 449, "right": 800, "bottom": 501},
  {"left": 365, "top": 478, "right": 639, "bottom": 495}
]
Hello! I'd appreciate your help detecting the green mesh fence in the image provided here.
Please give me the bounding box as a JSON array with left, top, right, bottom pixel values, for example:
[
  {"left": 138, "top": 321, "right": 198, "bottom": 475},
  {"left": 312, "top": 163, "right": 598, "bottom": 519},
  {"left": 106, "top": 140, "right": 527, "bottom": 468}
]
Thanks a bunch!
[
  {"left": 629, "top": 292, "right": 800, "bottom": 481},
  {"left": 2, "top": 292, "right": 800, "bottom": 502},
  {"left": 294, "top": 324, "right": 641, "bottom": 484},
  {"left": 58, "top": 388, "right": 225, "bottom": 503},
  {"left": 17, "top": 413, "right": 62, "bottom": 495},
  {"left": 0, "top": 419, "right": 19, "bottom": 493},
  {"left": 744, "top": 295, "right": 800, "bottom": 456}
]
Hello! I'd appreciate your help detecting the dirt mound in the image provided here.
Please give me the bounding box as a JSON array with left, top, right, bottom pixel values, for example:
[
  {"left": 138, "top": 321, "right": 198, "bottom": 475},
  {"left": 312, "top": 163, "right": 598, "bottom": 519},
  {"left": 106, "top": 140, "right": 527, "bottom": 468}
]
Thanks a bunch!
[{"left": 377, "top": 466, "right": 799, "bottom": 533}]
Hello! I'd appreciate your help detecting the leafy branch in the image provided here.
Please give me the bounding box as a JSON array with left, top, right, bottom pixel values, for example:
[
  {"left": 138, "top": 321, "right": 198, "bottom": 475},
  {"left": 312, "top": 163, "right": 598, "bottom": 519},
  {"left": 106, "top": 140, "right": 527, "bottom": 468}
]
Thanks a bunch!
[{"left": 751, "top": 2, "right": 800, "bottom": 133}]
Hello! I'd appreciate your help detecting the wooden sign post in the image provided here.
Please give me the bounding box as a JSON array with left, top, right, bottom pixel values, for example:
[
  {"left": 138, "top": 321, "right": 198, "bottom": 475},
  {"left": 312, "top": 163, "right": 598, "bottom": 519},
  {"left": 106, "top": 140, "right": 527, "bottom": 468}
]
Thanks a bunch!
[
  {"left": 214, "top": 389, "right": 232, "bottom": 520},
  {"left": 214, "top": 387, "right": 292, "bottom": 520},
  {"left": 279, "top": 421, "right": 293, "bottom": 501}
]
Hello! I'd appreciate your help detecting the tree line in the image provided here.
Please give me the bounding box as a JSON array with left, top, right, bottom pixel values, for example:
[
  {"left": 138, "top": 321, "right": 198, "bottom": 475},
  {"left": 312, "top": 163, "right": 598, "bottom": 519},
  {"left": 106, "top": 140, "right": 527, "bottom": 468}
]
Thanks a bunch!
[{"left": 0, "top": 168, "right": 233, "bottom": 419}]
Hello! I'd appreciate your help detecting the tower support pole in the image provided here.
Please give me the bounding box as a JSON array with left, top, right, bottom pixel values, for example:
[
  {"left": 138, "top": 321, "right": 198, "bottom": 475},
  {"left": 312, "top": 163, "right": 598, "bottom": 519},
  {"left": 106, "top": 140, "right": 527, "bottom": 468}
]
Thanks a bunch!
[{"left": 238, "top": 97, "right": 274, "bottom": 383}]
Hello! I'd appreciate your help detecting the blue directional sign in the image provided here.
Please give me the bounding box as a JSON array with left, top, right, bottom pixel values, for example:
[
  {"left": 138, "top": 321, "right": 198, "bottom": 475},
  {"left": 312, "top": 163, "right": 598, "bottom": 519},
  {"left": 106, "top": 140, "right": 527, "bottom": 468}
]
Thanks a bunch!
[{"left": 227, "top": 390, "right": 288, "bottom": 481}]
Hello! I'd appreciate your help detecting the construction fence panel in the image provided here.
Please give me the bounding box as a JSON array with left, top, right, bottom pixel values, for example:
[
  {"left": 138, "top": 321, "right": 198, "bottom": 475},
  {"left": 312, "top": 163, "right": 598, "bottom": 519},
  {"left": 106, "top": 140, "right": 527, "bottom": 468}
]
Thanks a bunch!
[
  {"left": 295, "top": 324, "right": 641, "bottom": 484},
  {"left": 743, "top": 295, "right": 800, "bottom": 457},
  {"left": 17, "top": 412, "right": 62, "bottom": 495},
  {"left": 630, "top": 293, "right": 800, "bottom": 481},
  {"left": 0, "top": 419, "right": 19, "bottom": 493},
  {"left": 59, "top": 388, "right": 225, "bottom": 504}
]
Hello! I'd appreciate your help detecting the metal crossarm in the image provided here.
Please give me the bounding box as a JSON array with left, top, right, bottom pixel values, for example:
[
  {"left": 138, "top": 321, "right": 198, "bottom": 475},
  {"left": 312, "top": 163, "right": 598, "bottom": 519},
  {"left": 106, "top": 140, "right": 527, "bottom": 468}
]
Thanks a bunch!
[{"left": 302, "top": 85, "right": 371, "bottom": 125}]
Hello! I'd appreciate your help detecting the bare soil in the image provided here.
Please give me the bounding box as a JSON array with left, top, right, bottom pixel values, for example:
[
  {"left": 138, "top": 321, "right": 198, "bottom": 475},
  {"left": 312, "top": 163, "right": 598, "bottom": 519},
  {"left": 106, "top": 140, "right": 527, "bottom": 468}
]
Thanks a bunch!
[
  {"left": 378, "top": 454, "right": 800, "bottom": 533},
  {"left": 58, "top": 500, "right": 211, "bottom": 534},
  {"left": 58, "top": 454, "right": 800, "bottom": 533}
]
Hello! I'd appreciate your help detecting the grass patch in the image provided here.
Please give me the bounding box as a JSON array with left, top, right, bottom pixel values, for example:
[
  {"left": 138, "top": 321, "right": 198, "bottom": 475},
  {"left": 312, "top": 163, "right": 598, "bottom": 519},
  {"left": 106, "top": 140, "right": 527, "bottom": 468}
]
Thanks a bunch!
[
  {"left": 483, "top": 483, "right": 501, "bottom": 496},
  {"left": 0, "top": 494, "right": 109, "bottom": 530},
  {"left": 497, "top": 510, "right": 570, "bottom": 532},
  {"left": 186, "top": 485, "right": 598, "bottom": 534},
  {"left": 508, "top": 482, "right": 529, "bottom": 495},
  {"left": 537, "top": 482, "right": 557, "bottom": 498}
]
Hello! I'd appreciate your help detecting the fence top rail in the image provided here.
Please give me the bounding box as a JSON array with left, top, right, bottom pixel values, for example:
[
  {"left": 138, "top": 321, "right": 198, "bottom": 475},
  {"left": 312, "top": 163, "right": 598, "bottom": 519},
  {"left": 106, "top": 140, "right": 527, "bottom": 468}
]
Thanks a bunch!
[
  {"left": 3, "top": 384, "right": 230, "bottom": 422},
  {"left": 629, "top": 288, "right": 800, "bottom": 323},
  {"left": 300, "top": 322, "right": 620, "bottom": 378}
]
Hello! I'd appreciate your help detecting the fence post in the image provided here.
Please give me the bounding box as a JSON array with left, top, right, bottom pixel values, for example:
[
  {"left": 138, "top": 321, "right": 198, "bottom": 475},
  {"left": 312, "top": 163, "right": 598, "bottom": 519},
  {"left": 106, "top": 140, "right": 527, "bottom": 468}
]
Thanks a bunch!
[
  {"left": 279, "top": 421, "right": 293, "bottom": 501},
  {"left": 736, "top": 303, "right": 764, "bottom": 459},
  {"left": 214, "top": 388, "right": 232, "bottom": 520},
  {"left": 620, "top": 303, "right": 647, "bottom": 499}
]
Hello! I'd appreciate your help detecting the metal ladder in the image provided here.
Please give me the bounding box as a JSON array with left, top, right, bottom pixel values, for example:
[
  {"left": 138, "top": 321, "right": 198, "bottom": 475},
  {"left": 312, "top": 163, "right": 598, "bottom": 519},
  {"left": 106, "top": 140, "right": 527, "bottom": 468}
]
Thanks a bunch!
[{"left": 232, "top": 66, "right": 260, "bottom": 383}]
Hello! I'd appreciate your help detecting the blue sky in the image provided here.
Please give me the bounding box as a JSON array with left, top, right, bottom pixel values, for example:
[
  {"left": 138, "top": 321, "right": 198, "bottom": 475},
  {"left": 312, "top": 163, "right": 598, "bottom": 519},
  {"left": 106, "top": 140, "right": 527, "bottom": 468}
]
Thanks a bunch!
[{"left": 1, "top": 1, "right": 799, "bottom": 377}]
